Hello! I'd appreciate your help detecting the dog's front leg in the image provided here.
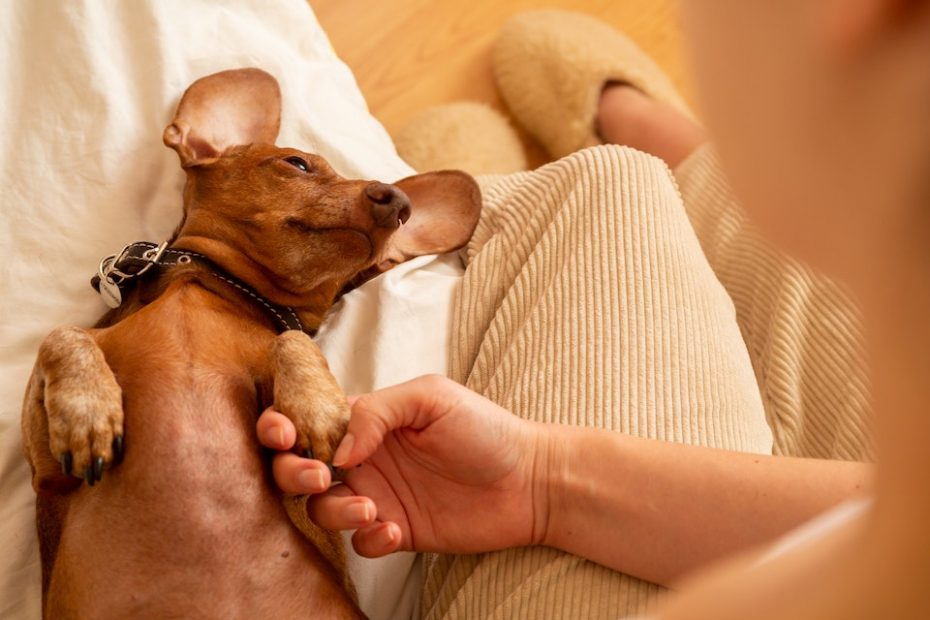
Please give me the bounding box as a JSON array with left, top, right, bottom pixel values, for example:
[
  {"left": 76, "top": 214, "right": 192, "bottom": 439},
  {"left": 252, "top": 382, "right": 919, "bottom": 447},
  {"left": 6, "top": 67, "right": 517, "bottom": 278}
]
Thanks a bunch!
[
  {"left": 22, "top": 326, "right": 124, "bottom": 493},
  {"left": 271, "top": 331, "right": 350, "bottom": 464}
]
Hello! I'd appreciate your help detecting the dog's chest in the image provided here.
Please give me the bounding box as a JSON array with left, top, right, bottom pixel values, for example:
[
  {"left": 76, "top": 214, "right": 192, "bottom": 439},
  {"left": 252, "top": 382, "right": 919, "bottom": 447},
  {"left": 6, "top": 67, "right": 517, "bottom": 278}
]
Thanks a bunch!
[{"left": 53, "top": 320, "right": 338, "bottom": 616}]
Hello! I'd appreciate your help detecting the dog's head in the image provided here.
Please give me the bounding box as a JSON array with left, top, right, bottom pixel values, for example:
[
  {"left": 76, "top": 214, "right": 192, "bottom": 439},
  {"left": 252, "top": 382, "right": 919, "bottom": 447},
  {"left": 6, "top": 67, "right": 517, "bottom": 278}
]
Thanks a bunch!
[{"left": 163, "top": 68, "right": 480, "bottom": 318}]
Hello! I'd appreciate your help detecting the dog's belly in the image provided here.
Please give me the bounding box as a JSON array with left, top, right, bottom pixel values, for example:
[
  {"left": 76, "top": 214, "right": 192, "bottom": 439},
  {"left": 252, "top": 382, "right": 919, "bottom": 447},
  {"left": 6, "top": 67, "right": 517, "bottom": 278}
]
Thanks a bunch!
[{"left": 46, "top": 318, "right": 358, "bottom": 618}]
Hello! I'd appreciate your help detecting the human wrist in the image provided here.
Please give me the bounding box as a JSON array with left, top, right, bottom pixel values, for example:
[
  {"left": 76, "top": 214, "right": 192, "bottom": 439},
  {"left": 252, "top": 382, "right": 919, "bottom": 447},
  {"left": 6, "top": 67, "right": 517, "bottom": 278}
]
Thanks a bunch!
[
  {"left": 534, "top": 426, "right": 637, "bottom": 557},
  {"left": 529, "top": 422, "right": 573, "bottom": 548}
]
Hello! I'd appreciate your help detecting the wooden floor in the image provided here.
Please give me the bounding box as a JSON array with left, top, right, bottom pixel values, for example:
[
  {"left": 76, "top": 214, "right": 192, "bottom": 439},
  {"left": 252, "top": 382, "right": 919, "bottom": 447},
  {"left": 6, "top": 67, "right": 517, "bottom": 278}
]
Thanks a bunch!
[{"left": 309, "top": 0, "right": 691, "bottom": 164}]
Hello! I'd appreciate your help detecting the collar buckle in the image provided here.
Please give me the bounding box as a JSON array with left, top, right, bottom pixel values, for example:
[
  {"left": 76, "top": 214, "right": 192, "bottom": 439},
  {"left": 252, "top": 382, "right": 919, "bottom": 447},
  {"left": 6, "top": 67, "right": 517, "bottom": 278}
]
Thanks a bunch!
[
  {"left": 99, "top": 241, "right": 168, "bottom": 285},
  {"left": 91, "top": 240, "right": 306, "bottom": 333}
]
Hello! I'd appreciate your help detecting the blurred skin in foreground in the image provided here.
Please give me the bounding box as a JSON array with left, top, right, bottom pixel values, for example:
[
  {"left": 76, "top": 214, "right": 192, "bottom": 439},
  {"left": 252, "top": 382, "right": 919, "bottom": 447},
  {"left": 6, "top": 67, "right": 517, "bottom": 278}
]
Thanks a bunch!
[
  {"left": 259, "top": 0, "right": 930, "bottom": 616},
  {"left": 661, "top": 0, "right": 930, "bottom": 617}
]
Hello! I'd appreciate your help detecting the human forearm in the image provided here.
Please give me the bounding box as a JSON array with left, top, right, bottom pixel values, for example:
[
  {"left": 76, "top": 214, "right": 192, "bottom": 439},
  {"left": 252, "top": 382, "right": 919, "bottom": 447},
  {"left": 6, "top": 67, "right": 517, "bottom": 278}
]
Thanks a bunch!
[{"left": 539, "top": 425, "right": 873, "bottom": 586}]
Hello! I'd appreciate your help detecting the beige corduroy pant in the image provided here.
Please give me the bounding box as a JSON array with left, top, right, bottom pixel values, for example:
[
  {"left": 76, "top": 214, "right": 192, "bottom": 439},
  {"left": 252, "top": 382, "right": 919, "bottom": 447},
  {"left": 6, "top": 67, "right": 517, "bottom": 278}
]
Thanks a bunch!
[{"left": 419, "top": 144, "right": 871, "bottom": 620}]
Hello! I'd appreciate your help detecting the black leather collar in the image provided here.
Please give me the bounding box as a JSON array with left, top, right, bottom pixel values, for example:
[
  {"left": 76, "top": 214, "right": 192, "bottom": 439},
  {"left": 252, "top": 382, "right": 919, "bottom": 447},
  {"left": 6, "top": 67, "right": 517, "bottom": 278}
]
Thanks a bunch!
[{"left": 91, "top": 241, "right": 306, "bottom": 333}]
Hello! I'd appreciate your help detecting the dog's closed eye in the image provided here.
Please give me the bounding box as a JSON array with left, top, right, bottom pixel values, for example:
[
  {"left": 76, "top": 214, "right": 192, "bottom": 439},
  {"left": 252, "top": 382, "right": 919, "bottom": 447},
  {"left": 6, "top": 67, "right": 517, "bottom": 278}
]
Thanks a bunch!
[
  {"left": 285, "top": 217, "right": 312, "bottom": 233},
  {"left": 284, "top": 156, "right": 312, "bottom": 173}
]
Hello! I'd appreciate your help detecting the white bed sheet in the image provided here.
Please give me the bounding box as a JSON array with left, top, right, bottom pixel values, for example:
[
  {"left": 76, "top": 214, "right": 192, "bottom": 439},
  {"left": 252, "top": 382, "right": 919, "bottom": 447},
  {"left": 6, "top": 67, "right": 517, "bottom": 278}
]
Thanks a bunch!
[{"left": 0, "top": 2, "right": 456, "bottom": 618}]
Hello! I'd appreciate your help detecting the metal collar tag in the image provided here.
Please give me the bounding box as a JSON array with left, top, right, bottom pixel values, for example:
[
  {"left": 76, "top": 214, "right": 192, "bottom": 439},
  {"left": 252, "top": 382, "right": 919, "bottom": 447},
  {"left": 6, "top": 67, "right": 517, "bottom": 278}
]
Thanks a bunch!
[{"left": 95, "top": 241, "right": 169, "bottom": 308}]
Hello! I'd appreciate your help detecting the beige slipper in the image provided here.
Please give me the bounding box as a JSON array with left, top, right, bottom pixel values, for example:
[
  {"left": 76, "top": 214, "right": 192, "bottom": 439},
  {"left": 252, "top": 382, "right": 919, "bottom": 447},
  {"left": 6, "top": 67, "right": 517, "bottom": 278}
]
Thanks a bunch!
[
  {"left": 493, "top": 9, "right": 692, "bottom": 160},
  {"left": 393, "top": 101, "right": 527, "bottom": 175}
]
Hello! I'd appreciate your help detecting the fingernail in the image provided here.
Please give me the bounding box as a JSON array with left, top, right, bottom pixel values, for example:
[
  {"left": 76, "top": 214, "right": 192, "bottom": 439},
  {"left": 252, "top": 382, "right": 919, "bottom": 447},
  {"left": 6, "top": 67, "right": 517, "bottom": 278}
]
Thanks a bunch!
[
  {"left": 383, "top": 524, "right": 397, "bottom": 545},
  {"left": 298, "top": 467, "right": 325, "bottom": 491},
  {"left": 332, "top": 433, "right": 355, "bottom": 468},
  {"left": 263, "top": 426, "right": 285, "bottom": 448},
  {"left": 346, "top": 501, "right": 371, "bottom": 525}
]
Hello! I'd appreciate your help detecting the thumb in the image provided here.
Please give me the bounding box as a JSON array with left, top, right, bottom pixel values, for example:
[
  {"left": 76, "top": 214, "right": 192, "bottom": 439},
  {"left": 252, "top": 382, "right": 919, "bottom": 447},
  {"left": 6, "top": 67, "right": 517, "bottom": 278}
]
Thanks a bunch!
[{"left": 332, "top": 375, "right": 454, "bottom": 468}]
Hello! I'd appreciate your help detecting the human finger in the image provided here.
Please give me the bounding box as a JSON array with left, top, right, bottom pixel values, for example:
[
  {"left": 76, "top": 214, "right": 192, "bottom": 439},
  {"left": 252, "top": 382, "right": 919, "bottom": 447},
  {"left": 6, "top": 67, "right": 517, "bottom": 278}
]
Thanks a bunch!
[
  {"left": 256, "top": 408, "right": 297, "bottom": 450},
  {"left": 351, "top": 521, "right": 404, "bottom": 558},
  {"left": 271, "top": 451, "right": 331, "bottom": 494},
  {"left": 306, "top": 485, "right": 378, "bottom": 530},
  {"left": 334, "top": 375, "right": 459, "bottom": 468}
]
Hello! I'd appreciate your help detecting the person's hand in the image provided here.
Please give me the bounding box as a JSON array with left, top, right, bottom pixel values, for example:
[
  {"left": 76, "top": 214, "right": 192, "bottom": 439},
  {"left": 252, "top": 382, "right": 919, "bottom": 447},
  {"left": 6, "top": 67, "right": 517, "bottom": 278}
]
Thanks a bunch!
[{"left": 257, "top": 375, "right": 549, "bottom": 558}]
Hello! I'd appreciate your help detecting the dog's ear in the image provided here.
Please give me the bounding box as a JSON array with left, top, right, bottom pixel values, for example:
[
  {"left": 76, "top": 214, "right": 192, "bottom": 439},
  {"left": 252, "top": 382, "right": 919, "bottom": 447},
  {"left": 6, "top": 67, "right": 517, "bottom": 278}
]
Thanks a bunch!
[
  {"left": 375, "top": 170, "right": 482, "bottom": 270},
  {"left": 163, "top": 68, "right": 281, "bottom": 168}
]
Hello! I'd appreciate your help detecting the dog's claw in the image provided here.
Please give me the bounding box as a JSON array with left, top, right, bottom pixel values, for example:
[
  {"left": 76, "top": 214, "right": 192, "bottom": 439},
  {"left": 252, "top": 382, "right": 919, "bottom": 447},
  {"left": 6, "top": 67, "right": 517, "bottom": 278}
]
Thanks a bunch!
[
  {"left": 304, "top": 448, "right": 314, "bottom": 461},
  {"left": 327, "top": 462, "right": 348, "bottom": 482},
  {"left": 93, "top": 456, "right": 104, "bottom": 482},
  {"left": 113, "top": 435, "right": 124, "bottom": 464},
  {"left": 61, "top": 452, "right": 73, "bottom": 476},
  {"left": 84, "top": 466, "right": 95, "bottom": 487}
]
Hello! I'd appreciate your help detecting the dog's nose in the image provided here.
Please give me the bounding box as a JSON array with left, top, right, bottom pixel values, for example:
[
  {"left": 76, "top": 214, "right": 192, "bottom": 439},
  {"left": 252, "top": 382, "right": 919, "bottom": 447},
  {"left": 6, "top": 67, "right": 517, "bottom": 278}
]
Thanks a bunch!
[{"left": 365, "top": 182, "right": 411, "bottom": 229}]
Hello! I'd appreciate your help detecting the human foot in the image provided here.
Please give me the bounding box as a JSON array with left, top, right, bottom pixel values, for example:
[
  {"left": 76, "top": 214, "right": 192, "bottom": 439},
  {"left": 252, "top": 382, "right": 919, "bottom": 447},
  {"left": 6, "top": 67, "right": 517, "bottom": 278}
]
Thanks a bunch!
[{"left": 596, "top": 83, "right": 706, "bottom": 168}]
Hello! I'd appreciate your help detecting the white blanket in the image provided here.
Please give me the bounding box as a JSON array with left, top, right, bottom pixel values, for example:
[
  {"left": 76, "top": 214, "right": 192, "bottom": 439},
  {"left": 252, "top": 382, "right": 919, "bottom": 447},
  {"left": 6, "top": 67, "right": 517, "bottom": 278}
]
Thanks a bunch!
[{"left": 0, "top": 1, "right": 453, "bottom": 617}]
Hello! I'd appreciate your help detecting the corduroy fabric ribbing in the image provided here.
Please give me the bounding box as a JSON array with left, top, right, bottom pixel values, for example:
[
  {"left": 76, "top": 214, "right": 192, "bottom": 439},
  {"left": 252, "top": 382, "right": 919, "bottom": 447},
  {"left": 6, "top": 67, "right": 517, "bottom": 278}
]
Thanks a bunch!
[
  {"left": 420, "top": 145, "right": 773, "bottom": 619},
  {"left": 675, "top": 145, "right": 873, "bottom": 461}
]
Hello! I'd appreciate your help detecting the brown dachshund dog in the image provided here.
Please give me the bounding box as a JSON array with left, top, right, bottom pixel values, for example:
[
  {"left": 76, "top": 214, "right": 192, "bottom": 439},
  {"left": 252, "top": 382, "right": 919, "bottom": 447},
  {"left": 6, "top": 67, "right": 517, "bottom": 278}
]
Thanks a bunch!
[{"left": 20, "top": 68, "right": 480, "bottom": 619}]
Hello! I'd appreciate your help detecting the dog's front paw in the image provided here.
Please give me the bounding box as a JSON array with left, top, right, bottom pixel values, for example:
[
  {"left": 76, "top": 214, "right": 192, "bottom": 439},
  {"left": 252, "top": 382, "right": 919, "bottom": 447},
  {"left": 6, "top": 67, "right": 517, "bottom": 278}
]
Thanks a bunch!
[
  {"left": 47, "top": 383, "right": 124, "bottom": 487},
  {"left": 25, "top": 327, "right": 125, "bottom": 489},
  {"left": 278, "top": 389, "right": 350, "bottom": 465},
  {"left": 272, "top": 332, "right": 350, "bottom": 464}
]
